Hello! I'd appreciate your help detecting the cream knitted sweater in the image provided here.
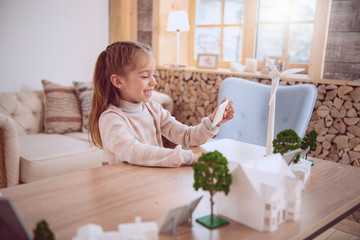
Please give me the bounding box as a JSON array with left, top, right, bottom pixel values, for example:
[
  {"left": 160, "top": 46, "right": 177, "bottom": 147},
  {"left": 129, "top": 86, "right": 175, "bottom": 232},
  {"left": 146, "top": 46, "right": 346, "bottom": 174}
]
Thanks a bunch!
[{"left": 99, "top": 100, "right": 219, "bottom": 167}]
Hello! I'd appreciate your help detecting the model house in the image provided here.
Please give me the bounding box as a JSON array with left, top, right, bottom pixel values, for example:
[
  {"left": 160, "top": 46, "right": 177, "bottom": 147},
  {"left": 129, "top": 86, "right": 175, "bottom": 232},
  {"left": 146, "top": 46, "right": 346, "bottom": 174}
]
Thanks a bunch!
[
  {"left": 215, "top": 154, "right": 303, "bottom": 232},
  {"left": 73, "top": 219, "right": 158, "bottom": 240}
]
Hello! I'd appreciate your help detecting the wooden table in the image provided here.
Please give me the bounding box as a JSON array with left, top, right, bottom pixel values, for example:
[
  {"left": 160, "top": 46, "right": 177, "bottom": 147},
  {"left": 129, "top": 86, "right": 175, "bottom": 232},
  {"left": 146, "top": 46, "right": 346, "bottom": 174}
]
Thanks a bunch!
[{"left": 1, "top": 139, "right": 360, "bottom": 240}]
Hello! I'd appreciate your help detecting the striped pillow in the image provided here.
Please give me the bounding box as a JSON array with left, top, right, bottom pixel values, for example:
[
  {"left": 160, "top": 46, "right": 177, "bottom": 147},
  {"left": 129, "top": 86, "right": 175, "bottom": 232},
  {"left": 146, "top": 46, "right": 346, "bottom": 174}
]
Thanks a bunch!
[
  {"left": 73, "top": 81, "right": 93, "bottom": 132},
  {"left": 41, "top": 79, "right": 82, "bottom": 133}
]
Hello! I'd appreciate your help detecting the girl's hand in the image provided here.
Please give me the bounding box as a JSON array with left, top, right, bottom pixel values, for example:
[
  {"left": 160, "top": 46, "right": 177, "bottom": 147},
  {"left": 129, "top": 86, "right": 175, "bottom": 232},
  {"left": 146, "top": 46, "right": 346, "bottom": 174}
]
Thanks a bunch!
[
  {"left": 210, "top": 97, "right": 235, "bottom": 127},
  {"left": 191, "top": 147, "right": 206, "bottom": 165},
  {"left": 192, "top": 152, "right": 202, "bottom": 165}
]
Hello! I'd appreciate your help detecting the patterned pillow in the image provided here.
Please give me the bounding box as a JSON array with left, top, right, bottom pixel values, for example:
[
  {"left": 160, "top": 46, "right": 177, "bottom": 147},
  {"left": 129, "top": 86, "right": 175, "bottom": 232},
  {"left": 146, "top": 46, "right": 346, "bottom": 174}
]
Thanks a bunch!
[
  {"left": 41, "top": 79, "right": 82, "bottom": 133},
  {"left": 73, "top": 81, "right": 93, "bottom": 132}
]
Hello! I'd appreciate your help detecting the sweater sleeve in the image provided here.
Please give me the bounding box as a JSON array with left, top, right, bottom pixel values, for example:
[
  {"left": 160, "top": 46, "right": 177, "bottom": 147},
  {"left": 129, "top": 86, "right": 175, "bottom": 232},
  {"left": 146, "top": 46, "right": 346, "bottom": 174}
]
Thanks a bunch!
[
  {"left": 99, "top": 110, "right": 193, "bottom": 167},
  {"left": 158, "top": 104, "right": 219, "bottom": 147}
]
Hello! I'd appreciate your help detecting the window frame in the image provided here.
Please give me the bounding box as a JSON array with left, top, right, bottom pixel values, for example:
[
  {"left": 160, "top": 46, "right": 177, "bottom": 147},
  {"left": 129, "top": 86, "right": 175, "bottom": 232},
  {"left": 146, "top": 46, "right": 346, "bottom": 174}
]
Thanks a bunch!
[
  {"left": 188, "top": 0, "right": 331, "bottom": 78},
  {"left": 190, "top": 0, "right": 245, "bottom": 68}
]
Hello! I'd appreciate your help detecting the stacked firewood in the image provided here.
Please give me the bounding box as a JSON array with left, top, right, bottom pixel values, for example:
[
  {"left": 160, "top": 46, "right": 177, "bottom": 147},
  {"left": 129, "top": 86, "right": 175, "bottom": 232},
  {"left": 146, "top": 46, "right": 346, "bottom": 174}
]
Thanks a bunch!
[
  {"left": 155, "top": 68, "right": 360, "bottom": 167},
  {"left": 309, "top": 84, "right": 360, "bottom": 167},
  {"left": 157, "top": 70, "right": 221, "bottom": 125}
]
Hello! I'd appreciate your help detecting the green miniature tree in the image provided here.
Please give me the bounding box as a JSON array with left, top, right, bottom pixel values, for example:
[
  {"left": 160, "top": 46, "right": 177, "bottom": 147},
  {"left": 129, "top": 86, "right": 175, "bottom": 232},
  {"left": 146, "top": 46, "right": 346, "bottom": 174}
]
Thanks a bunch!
[
  {"left": 33, "top": 220, "right": 55, "bottom": 240},
  {"left": 273, "top": 129, "right": 318, "bottom": 164},
  {"left": 300, "top": 130, "right": 318, "bottom": 159},
  {"left": 193, "top": 151, "right": 232, "bottom": 229},
  {"left": 273, "top": 129, "right": 301, "bottom": 163}
]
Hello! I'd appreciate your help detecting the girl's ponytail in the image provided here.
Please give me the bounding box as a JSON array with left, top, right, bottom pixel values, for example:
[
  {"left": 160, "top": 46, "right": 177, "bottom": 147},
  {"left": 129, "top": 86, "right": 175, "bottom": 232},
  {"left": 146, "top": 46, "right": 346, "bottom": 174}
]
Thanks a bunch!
[{"left": 89, "top": 51, "right": 110, "bottom": 148}]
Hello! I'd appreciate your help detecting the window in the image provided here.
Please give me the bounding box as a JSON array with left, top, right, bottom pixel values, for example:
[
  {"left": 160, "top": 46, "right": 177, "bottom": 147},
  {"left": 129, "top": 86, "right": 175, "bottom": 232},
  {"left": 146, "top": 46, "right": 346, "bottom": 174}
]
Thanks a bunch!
[
  {"left": 256, "top": 0, "right": 317, "bottom": 65},
  {"left": 191, "top": 0, "right": 244, "bottom": 68},
  {"left": 190, "top": 0, "right": 320, "bottom": 73}
]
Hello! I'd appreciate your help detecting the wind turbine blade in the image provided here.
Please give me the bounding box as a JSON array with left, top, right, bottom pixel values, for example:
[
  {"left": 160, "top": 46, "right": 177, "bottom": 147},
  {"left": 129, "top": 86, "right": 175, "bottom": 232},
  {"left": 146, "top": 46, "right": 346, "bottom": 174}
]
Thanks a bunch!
[
  {"left": 280, "top": 68, "right": 305, "bottom": 76},
  {"left": 264, "top": 54, "right": 280, "bottom": 75}
]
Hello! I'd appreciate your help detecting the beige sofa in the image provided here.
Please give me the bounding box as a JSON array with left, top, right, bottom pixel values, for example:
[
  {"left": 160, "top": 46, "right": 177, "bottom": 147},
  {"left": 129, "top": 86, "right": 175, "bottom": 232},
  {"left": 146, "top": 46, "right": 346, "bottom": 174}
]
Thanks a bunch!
[{"left": 0, "top": 90, "right": 173, "bottom": 188}]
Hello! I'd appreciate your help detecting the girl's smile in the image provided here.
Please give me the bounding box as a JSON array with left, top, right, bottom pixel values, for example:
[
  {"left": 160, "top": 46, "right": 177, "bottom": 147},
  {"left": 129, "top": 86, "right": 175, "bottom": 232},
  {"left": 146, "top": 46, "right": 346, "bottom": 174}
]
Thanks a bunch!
[
  {"left": 143, "top": 88, "right": 154, "bottom": 97},
  {"left": 113, "top": 55, "right": 157, "bottom": 103}
]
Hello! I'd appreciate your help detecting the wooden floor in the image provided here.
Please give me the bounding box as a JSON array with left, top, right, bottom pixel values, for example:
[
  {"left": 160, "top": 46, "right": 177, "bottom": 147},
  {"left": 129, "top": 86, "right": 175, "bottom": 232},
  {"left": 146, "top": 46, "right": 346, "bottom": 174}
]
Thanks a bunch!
[{"left": 315, "top": 219, "right": 360, "bottom": 240}]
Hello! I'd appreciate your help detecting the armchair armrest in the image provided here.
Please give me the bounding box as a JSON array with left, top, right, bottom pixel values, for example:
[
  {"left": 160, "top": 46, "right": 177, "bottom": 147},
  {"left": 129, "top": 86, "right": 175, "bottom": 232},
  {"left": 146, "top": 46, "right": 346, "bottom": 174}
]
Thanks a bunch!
[
  {"left": 151, "top": 91, "right": 174, "bottom": 114},
  {"left": 0, "top": 128, "right": 5, "bottom": 188},
  {"left": 0, "top": 113, "right": 20, "bottom": 187}
]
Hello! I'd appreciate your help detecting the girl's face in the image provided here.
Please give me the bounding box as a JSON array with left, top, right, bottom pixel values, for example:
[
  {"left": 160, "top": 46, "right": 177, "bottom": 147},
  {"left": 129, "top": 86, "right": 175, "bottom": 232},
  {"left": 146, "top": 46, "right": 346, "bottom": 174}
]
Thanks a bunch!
[{"left": 117, "top": 55, "right": 157, "bottom": 103}]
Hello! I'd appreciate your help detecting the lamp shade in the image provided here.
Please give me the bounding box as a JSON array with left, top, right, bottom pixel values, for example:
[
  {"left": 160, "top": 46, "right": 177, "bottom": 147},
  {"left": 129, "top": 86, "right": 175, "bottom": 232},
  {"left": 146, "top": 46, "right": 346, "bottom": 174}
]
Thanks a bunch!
[{"left": 166, "top": 11, "right": 190, "bottom": 32}]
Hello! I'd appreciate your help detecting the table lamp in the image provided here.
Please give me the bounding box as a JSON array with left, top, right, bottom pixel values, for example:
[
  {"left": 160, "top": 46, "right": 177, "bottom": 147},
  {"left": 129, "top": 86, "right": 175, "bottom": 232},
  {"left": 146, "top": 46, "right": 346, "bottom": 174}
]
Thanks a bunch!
[{"left": 167, "top": 11, "right": 190, "bottom": 67}]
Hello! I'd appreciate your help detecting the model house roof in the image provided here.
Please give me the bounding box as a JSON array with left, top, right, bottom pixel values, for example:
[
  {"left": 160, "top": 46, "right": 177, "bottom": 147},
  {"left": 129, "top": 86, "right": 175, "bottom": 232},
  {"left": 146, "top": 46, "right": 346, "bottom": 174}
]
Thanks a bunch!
[{"left": 233, "top": 153, "right": 301, "bottom": 198}]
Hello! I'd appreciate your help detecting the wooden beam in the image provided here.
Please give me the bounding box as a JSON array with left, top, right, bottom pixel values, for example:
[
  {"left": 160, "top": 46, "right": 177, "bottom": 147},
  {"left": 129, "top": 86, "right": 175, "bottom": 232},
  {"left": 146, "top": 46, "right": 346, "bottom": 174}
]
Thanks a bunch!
[
  {"left": 308, "top": 0, "right": 332, "bottom": 79},
  {"left": 109, "top": 0, "right": 137, "bottom": 44},
  {"left": 152, "top": 0, "right": 160, "bottom": 64},
  {"left": 188, "top": 0, "right": 197, "bottom": 67},
  {"left": 242, "top": 0, "right": 259, "bottom": 65}
]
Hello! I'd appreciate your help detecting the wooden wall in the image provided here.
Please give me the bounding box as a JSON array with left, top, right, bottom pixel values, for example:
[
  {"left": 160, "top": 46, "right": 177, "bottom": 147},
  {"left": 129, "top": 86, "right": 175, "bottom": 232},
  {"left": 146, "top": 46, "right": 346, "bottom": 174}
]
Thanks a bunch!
[
  {"left": 109, "top": 0, "right": 137, "bottom": 43},
  {"left": 324, "top": 0, "right": 360, "bottom": 81},
  {"left": 137, "top": 0, "right": 152, "bottom": 47}
]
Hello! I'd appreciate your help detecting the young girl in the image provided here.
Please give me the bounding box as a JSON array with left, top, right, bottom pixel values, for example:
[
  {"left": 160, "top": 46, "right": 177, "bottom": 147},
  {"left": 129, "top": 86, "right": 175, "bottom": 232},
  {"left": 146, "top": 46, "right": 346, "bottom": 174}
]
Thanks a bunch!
[{"left": 88, "top": 41, "right": 234, "bottom": 167}]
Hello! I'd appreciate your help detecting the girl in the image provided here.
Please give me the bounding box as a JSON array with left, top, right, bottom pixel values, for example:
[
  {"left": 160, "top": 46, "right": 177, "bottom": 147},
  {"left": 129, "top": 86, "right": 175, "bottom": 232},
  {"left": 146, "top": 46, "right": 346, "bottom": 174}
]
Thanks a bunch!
[{"left": 88, "top": 41, "right": 234, "bottom": 167}]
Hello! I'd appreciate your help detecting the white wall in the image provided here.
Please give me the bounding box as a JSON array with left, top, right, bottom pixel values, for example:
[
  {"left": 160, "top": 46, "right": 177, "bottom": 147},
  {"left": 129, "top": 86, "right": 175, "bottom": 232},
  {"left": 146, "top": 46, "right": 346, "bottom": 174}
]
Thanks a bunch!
[{"left": 0, "top": 0, "right": 109, "bottom": 93}]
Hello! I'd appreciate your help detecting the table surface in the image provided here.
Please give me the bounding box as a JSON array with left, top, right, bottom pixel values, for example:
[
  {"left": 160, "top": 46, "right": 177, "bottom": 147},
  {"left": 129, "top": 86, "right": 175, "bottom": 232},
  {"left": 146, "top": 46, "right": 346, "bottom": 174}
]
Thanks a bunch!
[{"left": 1, "top": 139, "right": 360, "bottom": 240}]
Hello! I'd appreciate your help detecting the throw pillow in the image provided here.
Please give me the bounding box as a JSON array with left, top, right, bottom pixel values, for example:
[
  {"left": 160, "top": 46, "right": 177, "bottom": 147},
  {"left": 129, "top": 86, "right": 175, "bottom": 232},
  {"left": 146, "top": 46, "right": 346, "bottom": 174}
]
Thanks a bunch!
[
  {"left": 41, "top": 79, "right": 82, "bottom": 133},
  {"left": 73, "top": 81, "right": 93, "bottom": 132}
]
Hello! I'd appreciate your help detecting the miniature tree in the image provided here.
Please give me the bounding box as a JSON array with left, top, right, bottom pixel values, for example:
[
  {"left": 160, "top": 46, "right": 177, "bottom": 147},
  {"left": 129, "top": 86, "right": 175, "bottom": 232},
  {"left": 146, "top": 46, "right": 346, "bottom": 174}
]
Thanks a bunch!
[
  {"left": 300, "top": 130, "right": 318, "bottom": 159},
  {"left": 33, "top": 220, "right": 55, "bottom": 240},
  {"left": 193, "top": 151, "right": 232, "bottom": 229},
  {"left": 273, "top": 129, "right": 301, "bottom": 163}
]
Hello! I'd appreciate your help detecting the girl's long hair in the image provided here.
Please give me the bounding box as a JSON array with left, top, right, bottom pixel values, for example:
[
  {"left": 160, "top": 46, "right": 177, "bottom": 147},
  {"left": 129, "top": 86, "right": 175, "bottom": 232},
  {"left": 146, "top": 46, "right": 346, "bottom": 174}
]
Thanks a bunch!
[{"left": 88, "top": 41, "right": 152, "bottom": 148}]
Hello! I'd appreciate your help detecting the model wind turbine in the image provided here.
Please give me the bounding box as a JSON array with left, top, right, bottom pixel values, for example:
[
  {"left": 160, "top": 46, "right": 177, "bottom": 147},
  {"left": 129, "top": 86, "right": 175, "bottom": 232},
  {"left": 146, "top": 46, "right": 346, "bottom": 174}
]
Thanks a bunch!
[{"left": 264, "top": 54, "right": 304, "bottom": 156}]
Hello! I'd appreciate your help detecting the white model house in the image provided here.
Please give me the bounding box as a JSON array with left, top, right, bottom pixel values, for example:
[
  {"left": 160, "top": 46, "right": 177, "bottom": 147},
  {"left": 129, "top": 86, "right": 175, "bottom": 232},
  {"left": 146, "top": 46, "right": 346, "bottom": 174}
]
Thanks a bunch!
[
  {"left": 73, "top": 217, "right": 158, "bottom": 240},
  {"left": 215, "top": 153, "right": 303, "bottom": 232}
]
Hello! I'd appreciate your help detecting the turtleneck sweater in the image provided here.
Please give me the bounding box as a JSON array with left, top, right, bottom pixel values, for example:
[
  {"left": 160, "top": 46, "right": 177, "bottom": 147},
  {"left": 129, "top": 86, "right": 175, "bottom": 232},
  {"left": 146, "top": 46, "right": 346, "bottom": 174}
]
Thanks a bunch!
[{"left": 99, "top": 100, "right": 219, "bottom": 167}]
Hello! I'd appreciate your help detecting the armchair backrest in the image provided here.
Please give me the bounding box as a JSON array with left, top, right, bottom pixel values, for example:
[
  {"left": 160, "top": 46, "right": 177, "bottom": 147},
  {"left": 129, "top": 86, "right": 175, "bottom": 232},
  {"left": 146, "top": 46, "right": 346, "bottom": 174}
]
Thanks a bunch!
[
  {"left": 0, "top": 91, "right": 45, "bottom": 136},
  {"left": 215, "top": 77, "right": 317, "bottom": 146}
]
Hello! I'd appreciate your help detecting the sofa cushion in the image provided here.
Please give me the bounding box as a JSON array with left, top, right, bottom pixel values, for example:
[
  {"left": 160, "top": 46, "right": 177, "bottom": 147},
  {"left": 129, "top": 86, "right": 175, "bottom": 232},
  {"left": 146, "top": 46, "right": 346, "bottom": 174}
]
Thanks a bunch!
[
  {"left": 73, "top": 81, "right": 93, "bottom": 132},
  {"left": 65, "top": 132, "right": 92, "bottom": 142},
  {"left": 0, "top": 91, "right": 45, "bottom": 135},
  {"left": 19, "top": 134, "right": 102, "bottom": 183},
  {"left": 42, "top": 79, "right": 82, "bottom": 133}
]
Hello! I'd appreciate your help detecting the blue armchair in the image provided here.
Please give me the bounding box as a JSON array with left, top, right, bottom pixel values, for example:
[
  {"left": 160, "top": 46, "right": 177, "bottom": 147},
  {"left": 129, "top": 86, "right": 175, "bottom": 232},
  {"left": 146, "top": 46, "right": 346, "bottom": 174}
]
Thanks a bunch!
[{"left": 215, "top": 77, "right": 317, "bottom": 147}]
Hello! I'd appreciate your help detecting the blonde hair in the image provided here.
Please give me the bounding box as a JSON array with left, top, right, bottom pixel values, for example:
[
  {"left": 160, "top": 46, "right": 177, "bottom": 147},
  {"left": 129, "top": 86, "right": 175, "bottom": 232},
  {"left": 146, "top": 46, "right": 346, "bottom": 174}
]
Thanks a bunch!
[{"left": 88, "top": 41, "right": 152, "bottom": 148}]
